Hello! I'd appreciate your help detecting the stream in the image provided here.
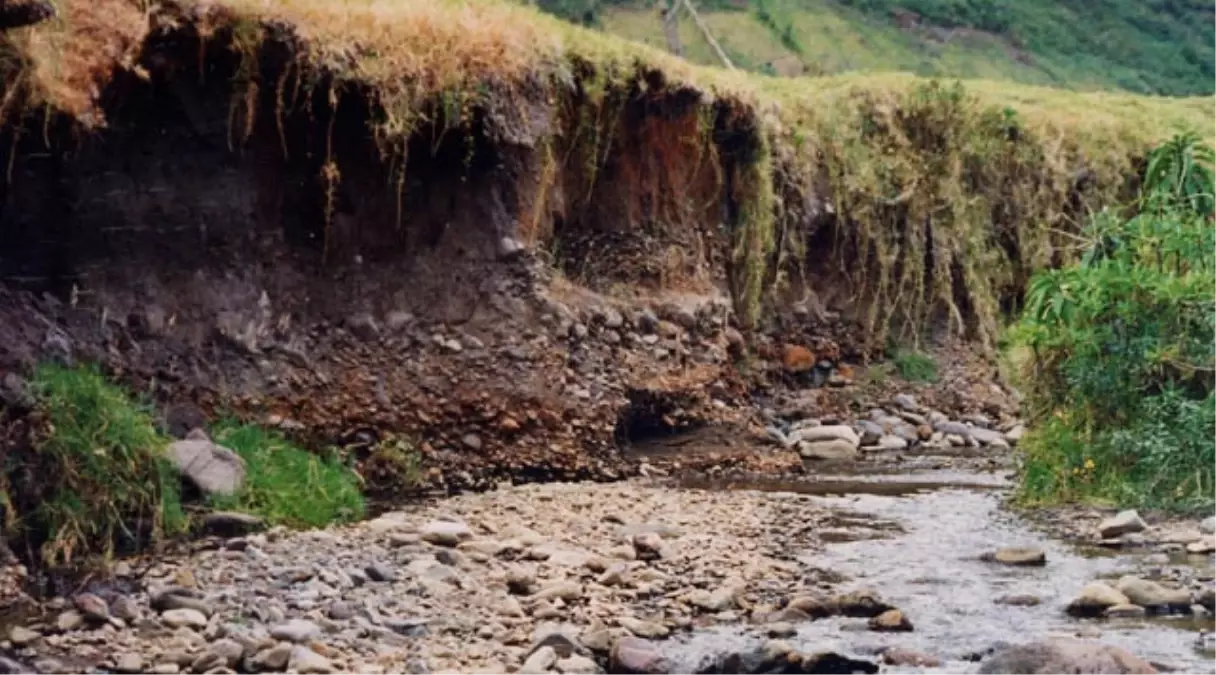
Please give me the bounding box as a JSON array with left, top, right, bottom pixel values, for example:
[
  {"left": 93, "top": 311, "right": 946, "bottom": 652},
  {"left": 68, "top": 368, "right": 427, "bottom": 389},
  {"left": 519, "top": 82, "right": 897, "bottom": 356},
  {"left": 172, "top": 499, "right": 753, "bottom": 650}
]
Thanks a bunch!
[{"left": 663, "top": 468, "right": 1215, "bottom": 673}]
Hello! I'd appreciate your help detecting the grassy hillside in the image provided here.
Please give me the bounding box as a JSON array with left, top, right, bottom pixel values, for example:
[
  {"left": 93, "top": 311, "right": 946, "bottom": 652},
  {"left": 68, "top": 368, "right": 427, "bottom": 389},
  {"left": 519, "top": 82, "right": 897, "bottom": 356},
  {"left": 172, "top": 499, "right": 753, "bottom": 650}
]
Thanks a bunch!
[{"left": 535, "top": 0, "right": 1216, "bottom": 96}]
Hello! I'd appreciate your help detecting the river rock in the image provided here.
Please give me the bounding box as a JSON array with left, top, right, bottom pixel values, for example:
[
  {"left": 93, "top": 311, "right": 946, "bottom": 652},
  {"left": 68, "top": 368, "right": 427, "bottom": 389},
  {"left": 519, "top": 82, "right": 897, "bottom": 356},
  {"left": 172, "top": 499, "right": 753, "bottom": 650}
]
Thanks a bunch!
[
  {"left": 1104, "top": 604, "right": 1147, "bottom": 618},
  {"left": 249, "top": 642, "right": 293, "bottom": 671},
  {"left": 114, "top": 653, "right": 144, "bottom": 674},
  {"left": 1201, "top": 516, "right": 1216, "bottom": 535},
  {"left": 609, "top": 637, "right": 670, "bottom": 674},
  {"left": 168, "top": 438, "right": 246, "bottom": 496},
  {"left": 1186, "top": 538, "right": 1215, "bottom": 554},
  {"left": 556, "top": 654, "right": 601, "bottom": 674},
  {"left": 287, "top": 646, "right": 333, "bottom": 674},
  {"left": 420, "top": 519, "right": 473, "bottom": 546},
  {"left": 1004, "top": 424, "right": 1026, "bottom": 445},
  {"left": 1099, "top": 511, "right": 1147, "bottom": 539},
  {"left": 892, "top": 394, "right": 919, "bottom": 412},
  {"left": 793, "top": 425, "right": 860, "bottom": 447},
  {"left": 798, "top": 439, "right": 859, "bottom": 460},
  {"left": 875, "top": 435, "right": 908, "bottom": 450},
  {"left": 192, "top": 639, "right": 245, "bottom": 671},
  {"left": 978, "top": 638, "right": 1157, "bottom": 674},
  {"left": 56, "top": 610, "right": 83, "bottom": 632},
  {"left": 1066, "top": 582, "right": 1130, "bottom": 617},
  {"left": 151, "top": 588, "right": 212, "bottom": 616},
  {"left": 521, "top": 646, "right": 558, "bottom": 674},
  {"left": 685, "top": 588, "right": 735, "bottom": 611},
  {"left": 835, "top": 589, "right": 894, "bottom": 617},
  {"left": 996, "top": 594, "right": 1042, "bottom": 607},
  {"left": 160, "top": 608, "right": 208, "bottom": 630},
  {"left": 632, "top": 532, "right": 664, "bottom": 561},
  {"left": 983, "top": 547, "right": 1047, "bottom": 566},
  {"left": 74, "top": 593, "right": 110, "bottom": 622},
  {"left": 270, "top": 619, "right": 321, "bottom": 643},
  {"left": 1115, "top": 576, "right": 1191, "bottom": 609},
  {"left": 7, "top": 626, "right": 39, "bottom": 647},
  {"left": 854, "top": 420, "right": 884, "bottom": 445},
  {"left": 618, "top": 617, "right": 669, "bottom": 639},
  {"left": 868, "top": 609, "right": 912, "bottom": 632},
  {"left": 882, "top": 648, "right": 940, "bottom": 667}
]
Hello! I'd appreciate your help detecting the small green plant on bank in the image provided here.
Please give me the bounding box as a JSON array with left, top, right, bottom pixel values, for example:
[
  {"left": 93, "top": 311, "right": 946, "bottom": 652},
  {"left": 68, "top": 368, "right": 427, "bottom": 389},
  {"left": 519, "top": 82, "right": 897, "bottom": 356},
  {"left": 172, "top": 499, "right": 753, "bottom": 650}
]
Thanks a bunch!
[
  {"left": 1012, "top": 132, "right": 1215, "bottom": 511},
  {"left": 891, "top": 349, "right": 938, "bottom": 383},
  {"left": 19, "top": 364, "right": 186, "bottom": 566},
  {"left": 209, "top": 422, "right": 366, "bottom": 528}
]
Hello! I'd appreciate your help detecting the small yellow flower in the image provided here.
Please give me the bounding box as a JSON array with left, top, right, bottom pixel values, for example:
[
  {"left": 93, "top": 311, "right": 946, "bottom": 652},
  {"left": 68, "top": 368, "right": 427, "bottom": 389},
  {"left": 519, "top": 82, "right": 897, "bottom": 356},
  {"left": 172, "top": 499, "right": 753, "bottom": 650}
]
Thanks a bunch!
[{"left": 1084, "top": 458, "right": 1096, "bottom": 470}]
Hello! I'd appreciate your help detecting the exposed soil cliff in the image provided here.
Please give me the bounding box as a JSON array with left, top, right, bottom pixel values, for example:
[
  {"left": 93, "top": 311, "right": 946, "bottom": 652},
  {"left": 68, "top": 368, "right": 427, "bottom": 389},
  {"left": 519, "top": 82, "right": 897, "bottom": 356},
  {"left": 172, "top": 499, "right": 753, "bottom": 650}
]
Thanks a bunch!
[{"left": 0, "top": 0, "right": 1209, "bottom": 494}]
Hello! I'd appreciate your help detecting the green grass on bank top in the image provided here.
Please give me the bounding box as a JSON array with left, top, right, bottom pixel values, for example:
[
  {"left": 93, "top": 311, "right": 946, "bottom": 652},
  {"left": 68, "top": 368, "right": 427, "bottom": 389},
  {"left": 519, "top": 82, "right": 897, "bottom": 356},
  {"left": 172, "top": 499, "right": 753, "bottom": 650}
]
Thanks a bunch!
[{"left": 541, "top": 0, "right": 1215, "bottom": 96}]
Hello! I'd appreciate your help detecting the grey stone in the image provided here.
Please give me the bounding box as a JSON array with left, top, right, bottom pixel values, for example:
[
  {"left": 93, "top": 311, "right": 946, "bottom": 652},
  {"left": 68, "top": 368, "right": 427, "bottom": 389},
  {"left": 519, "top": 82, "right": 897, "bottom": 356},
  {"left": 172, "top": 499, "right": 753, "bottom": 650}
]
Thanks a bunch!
[
  {"left": 420, "top": 520, "right": 473, "bottom": 547},
  {"left": 346, "top": 313, "right": 380, "bottom": 341},
  {"left": 287, "top": 646, "right": 333, "bottom": 674},
  {"left": 982, "top": 547, "right": 1046, "bottom": 566},
  {"left": 161, "top": 608, "right": 208, "bottom": 630},
  {"left": 1066, "top": 582, "right": 1130, "bottom": 617},
  {"left": 978, "top": 638, "right": 1157, "bottom": 674},
  {"left": 855, "top": 420, "right": 884, "bottom": 445},
  {"left": 74, "top": 593, "right": 109, "bottom": 622},
  {"left": 7, "top": 626, "right": 39, "bottom": 647},
  {"left": 115, "top": 653, "right": 144, "bottom": 674},
  {"left": 249, "top": 643, "right": 293, "bottom": 671},
  {"left": 892, "top": 393, "right": 919, "bottom": 412},
  {"left": 365, "top": 563, "right": 397, "bottom": 583},
  {"left": 1115, "top": 576, "right": 1191, "bottom": 608},
  {"left": 520, "top": 646, "right": 557, "bottom": 674},
  {"left": 56, "top": 610, "right": 84, "bottom": 632},
  {"left": 555, "top": 654, "right": 601, "bottom": 674},
  {"left": 1201, "top": 516, "right": 1216, "bottom": 535},
  {"left": 799, "top": 439, "right": 859, "bottom": 460},
  {"left": 618, "top": 617, "right": 668, "bottom": 639},
  {"left": 151, "top": 588, "right": 212, "bottom": 616},
  {"left": 609, "top": 637, "right": 670, "bottom": 674},
  {"left": 168, "top": 439, "right": 246, "bottom": 496},
  {"left": 792, "top": 425, "right": 859, "bottom": 447},
  {"left": 269, "top": 619, "right": 320, "bottom": 643},
  {"left": 1099, "top": 511, "right": 1147, "bottom": 539}
]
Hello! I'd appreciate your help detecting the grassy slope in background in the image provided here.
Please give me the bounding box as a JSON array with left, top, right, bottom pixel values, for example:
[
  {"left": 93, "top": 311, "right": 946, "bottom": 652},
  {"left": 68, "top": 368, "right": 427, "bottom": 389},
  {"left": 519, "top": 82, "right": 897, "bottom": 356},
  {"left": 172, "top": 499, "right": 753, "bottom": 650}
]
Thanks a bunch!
[{"left": 554, "top": 0, "right": 1214, "bottom": 96}]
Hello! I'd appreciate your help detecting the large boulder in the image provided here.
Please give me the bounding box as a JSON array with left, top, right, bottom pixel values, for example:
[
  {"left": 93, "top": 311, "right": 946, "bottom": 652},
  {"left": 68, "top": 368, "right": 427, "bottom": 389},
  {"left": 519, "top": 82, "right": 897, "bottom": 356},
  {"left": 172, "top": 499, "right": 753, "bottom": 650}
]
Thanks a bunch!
[
  {"left": 167, "top": 439, "right": 245, "bottom": 496},
  {"left": 1114, "top": 576, "right": 1192, "bottom": 609},
  {"left": 978, "top": 639, "right": 1157, "bottom": 674}
]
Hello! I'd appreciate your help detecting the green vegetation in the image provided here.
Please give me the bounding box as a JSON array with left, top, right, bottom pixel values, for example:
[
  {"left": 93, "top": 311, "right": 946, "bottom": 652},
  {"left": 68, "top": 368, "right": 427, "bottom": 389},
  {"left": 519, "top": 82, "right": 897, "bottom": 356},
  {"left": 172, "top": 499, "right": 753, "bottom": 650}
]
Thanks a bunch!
[
  {"left": 209, "top": 422, "right": 366, "bottom": 529},
  {"left": 1, "top": 364, "right": 369, "bottom": 566},
  {"left": 1013, "top": 133, "right": 1215, "bottom": 510},
  {"left": 589, "top": 0, "right": 1214, "bottom": 96},
  {"left": 891, "top": 349, "right": 938, "bottom": 383},
  {"left": 11, "top": 364, "right": 186, "bottom": 566}
]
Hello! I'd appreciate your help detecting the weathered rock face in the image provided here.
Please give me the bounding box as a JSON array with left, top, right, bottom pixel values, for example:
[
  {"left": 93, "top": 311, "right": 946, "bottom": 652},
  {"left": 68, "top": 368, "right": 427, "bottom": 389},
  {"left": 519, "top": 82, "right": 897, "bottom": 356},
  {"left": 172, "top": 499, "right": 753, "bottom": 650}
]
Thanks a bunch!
[{"left": 978, "top": 639, "right": 1157, "bottom": 674}]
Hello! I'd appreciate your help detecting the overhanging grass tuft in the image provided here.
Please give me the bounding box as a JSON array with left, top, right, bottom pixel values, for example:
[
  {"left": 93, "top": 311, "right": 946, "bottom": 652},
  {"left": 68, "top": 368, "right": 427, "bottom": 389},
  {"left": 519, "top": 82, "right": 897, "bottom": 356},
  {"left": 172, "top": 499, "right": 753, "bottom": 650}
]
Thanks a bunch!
[
  {"left": 18, "top": 363, "right": 186, "bottom": 566},
  {"left": 891, "top": 349, "right": 938, "bottom": 383},
  {"left": 209, "top": 421, "right": 365, "bottom": 529}
]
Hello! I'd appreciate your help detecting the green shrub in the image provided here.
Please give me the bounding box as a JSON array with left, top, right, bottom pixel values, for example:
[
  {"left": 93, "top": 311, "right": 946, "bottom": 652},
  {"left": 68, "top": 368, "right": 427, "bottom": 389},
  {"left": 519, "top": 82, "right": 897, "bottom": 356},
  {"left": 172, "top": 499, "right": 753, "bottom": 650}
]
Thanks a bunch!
[
  {"left": 17, "top": 364, "right": 186, "bottom": 565},
  {"left": 891, "top": 349, "right": 938, "bottom": 383},
  {"left": 209, "top": 422, "right": 366, "bottom": 528},
  {"left": 1013, "top": 132, "right": 1215, "bottom": 510}
]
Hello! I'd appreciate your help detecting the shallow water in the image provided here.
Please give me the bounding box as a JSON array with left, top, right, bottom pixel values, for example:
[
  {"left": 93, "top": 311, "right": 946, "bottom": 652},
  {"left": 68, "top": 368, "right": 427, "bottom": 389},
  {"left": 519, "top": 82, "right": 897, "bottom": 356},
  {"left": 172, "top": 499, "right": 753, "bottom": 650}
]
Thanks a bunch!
[{"left": 666, "top": 471, "right": 1215, "bottom": 674}]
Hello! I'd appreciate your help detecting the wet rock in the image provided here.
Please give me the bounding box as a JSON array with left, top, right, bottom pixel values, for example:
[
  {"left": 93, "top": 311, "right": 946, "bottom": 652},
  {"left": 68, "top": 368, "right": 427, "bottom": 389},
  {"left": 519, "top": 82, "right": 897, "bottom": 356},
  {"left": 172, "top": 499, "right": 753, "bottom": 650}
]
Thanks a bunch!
[
  {"left": 161, "top": 608, "right": 208, "bottom": 630},
  {"left": 1186, "top": 538, "right": 1215, "bottom": 554},
  {"left": 800, "top": 652, "right": 879, "bottom": 674},
  {"left": 1104, "top": 604, "right": 1147, "bottom": 618},
  {"left": 834, "top": 589, "right": 894, "bottom": 617},
  {"left": 793, "top": 425, "right": 860, "bottom": 447},
  {"left": 996, "top": 594, "right": 1042, "bottom": 607},
  {"left": 168, "top": 438, "right": 246, "bottom": 496},
  {"left": 1067, "top": 583, "right": 1130, "bottom": 617},
  {"left": 882, "top": 648, "right": 941, "bottom": 667},
  {"left": 983, "top": 547, "right": 1047, "bottom": 566},
  {"left": 868, "top": 609, "right": 912, "bottom": 632},
  {"left": 1099, "top": 511, "right": 1147, "bottom": 539},
  {"left": 420, "top": 520, "right": 473, "bottom": 546},
  {"left": 1115, "top": 576, "right": 1191, "bottom": 609},
  {"left": 785, "top": 595, "right": 836, "bottom": 619},
  {"left": 798, "top": 439, "right": 858, "bottom": 461},
  {"left": 978, "top": 638, "right": 1157, "bottom": 674},
  {"left": 766, "top": 622, "right": 796, "bottom": 638},
  {"left": 609, "top": 637, "right": 670, "bottom": 674}
]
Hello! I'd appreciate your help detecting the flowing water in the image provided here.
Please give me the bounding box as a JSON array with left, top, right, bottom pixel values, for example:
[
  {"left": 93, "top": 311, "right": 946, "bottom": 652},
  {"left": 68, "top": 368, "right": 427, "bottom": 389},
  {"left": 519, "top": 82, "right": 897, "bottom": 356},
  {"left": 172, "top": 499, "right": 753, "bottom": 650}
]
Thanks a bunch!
[{"left": 665, "top": 469, "right": 1215, "bottom": 673}]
